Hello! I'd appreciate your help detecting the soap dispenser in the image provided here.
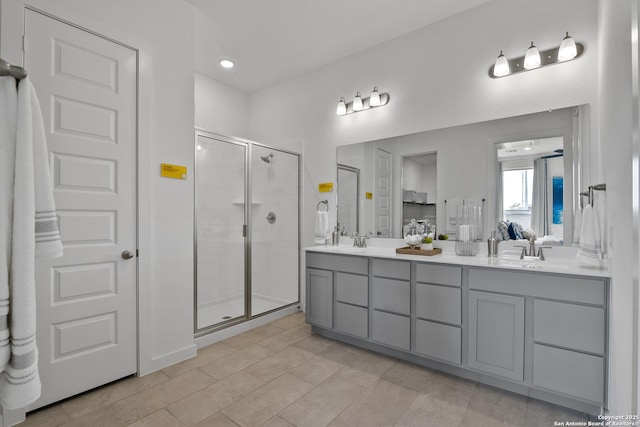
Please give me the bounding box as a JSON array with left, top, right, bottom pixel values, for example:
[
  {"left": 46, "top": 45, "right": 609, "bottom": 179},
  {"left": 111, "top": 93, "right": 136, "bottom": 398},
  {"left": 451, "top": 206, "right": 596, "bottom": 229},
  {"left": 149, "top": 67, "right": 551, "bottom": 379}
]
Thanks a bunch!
[
  {"left": 487, "top": 231, "right": 499, "bottom": 257},
  {"left": 332, "top": 226, "right": 339, "bottom": 246}
]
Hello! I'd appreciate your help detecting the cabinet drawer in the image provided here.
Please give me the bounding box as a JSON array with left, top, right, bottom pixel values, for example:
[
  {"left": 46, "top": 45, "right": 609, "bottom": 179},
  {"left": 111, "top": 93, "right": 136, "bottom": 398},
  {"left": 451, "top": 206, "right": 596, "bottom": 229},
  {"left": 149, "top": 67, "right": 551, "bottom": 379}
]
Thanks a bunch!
[
  {"left": 336, "top": 273, "right": 368, "bottom": 307},
  {"left": 306, "top": 252, "right": 368, "bottom": 275},
  {"left": 372, "top": 277, "right": 410, "bottom": 315},
  {"left": 469, "top": 268, "right": 606, "bottom": 306},
  {"left": 372, "top": 310, "right": 410, "bottom": 350},
  {"left": 415, "top": 284, "right": 461, "bottom": 325},
  {"left": 336, "top": 303, "right": 368, "bottom": 339},
  {"left": 533, "top": 344, "right": 604, "bottom": 404},
  {"left": 372, "top": 259, "right": 410, "bottom": 280},
  {"left": 415, "top": 319, "right": 461, "bottom": 364},
  {"left": 416, "top": 264, "right": 461, "bottom": 287},
  {"left": 534, "top": 300, "right": 605, "bottom": 354}
]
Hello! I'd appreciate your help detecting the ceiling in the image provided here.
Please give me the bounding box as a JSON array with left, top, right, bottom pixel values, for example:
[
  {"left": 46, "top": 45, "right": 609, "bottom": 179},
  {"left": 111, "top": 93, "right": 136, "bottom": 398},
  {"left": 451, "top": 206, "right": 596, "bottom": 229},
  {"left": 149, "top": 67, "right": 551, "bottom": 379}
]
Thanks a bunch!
[
  {"left": 497, "top": 137, "right": 564, "bottom": 161},
  {"left": 186, "top": 0, "right": 492, "bottom": 93}
]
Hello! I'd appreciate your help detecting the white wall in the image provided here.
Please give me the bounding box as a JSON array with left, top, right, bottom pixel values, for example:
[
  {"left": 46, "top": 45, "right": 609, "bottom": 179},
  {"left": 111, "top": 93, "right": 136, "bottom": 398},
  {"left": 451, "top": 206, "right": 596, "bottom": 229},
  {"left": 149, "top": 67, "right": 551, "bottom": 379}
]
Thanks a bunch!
[
  {"left": 598, "top": 0, "right": 636, "bottom": 415},
  {"left": 401, "top": 159, "right": 422, "bottom": 193},
  {"left": 195, "top": 73, "right": 250, "bottom": 138}
]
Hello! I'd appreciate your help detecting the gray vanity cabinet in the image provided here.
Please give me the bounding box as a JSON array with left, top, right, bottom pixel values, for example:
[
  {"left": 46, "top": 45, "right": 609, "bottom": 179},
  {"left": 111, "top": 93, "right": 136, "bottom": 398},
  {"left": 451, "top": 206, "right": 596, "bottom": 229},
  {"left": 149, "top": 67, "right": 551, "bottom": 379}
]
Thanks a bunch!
[
  {"left": 305, "top": 249, "right": 609, "bottom": 414},
  {"left": 414, "top": 264, "right": 462, "bottom": 364},
  {"left": 305, "top": 252, "right": 369, "bottom": 337},
  {"left": 468, "top": 267, "right": 607, "bottom": 406},
  {"left": 371, "top": 259, "right": 411, "bottom": 350},
  {"left": 468, "top": 290, "right": 525, "bottom": 380},
  {"left": 305, "top": 268, "right": 333, "bottom": 329},
  {"left": 335, "top": 272, "right": 369, "bottom": 338},
  {"left": 532, "top": 299, "right": 606, "bottom": 404}
]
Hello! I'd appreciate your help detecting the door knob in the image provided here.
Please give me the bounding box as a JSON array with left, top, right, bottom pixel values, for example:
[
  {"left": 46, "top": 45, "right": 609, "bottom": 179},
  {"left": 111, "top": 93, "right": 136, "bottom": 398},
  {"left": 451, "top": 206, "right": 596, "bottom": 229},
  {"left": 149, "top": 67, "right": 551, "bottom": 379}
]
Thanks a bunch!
[
  {"left": 266, "top": 212, "right": 276, "bottom": 224},
  {"left": 121, "top": 250, "right": 135, "bottom": 260}
]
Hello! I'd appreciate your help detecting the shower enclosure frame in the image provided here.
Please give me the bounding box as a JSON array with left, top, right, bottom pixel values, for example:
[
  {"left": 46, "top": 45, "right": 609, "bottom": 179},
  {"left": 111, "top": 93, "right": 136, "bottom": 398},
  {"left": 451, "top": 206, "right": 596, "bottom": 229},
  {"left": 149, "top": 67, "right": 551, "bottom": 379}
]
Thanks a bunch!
[{"left": 193, "top": 129, "right": 301, "bottom": 337}]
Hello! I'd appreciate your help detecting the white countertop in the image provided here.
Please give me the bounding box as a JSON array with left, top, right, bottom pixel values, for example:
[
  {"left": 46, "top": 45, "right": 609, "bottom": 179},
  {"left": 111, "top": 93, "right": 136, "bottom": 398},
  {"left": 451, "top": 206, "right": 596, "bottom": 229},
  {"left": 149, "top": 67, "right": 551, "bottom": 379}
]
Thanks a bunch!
[{"left": 305, "top": 239, "right": 611, "bottom": 278}]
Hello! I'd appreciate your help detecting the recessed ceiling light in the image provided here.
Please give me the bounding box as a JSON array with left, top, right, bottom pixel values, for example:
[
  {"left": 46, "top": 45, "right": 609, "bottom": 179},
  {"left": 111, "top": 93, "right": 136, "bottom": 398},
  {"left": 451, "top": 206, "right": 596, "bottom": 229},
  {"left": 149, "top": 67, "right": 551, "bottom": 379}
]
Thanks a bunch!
[{"left": 219, "top": 59, "right": 235, "bottom": 69}]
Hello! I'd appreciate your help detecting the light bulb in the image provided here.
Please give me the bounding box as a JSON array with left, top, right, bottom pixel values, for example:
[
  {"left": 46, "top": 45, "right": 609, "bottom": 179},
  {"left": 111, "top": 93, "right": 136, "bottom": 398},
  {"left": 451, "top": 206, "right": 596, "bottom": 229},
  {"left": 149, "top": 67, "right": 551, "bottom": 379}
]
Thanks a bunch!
[
  {"left": 369, "top": 87, "right": 381, "bottom": 107},
  {"left": 493, "top": 51, "right": 510, "bottom": 77},
  {"left": 219, "top": 59, "right": 235, "bottom": 69},
  {"left": 353, "top": 92, "right": 363, "bottom": 111},
  {"left": 523, "top": 42, "right": 541, "bottom": 69},
  {"left": 558, "top": 32, "right": 577, "bottom": 61},
  {"left": 336, "top": 97, "right": 347, "bottom": 115}
]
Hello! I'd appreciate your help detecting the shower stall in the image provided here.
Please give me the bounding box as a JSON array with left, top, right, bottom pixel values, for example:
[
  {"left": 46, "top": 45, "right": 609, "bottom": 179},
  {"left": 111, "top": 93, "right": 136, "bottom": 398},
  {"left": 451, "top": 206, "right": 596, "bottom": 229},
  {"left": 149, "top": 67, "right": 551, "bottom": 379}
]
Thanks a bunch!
[{"left": 195, "top": 131, "right": 300, "bottom": 333}]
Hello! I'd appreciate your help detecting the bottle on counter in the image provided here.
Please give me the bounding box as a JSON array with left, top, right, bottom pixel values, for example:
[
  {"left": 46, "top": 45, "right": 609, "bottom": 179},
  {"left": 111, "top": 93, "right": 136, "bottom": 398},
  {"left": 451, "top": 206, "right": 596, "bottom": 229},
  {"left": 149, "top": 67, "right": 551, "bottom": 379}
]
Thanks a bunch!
[
  {"left": 332, "top": 226, "right": 339, "bottom": 246},
  {"left": 487, "top": 231, "right": 499, "bottom": 257}
]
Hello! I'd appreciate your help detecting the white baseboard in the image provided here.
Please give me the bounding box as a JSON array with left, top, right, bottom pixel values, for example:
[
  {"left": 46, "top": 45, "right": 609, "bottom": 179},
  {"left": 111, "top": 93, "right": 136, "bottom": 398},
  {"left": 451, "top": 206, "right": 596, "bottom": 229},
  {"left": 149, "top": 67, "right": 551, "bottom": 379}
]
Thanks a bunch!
[{"left": 147, "top": 343, "right": 197, "bottom": 374}]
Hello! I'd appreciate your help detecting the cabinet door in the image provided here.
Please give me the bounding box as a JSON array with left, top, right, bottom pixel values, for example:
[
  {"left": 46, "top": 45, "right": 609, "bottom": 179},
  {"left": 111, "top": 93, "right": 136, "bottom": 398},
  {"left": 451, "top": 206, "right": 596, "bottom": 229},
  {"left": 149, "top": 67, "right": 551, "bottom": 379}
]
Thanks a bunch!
[
  {"left": 468, "top": 291, "right": 525, "bottom": 381},
  {"left": 306, "top": 268, "right": 333, "bottom": 329}
]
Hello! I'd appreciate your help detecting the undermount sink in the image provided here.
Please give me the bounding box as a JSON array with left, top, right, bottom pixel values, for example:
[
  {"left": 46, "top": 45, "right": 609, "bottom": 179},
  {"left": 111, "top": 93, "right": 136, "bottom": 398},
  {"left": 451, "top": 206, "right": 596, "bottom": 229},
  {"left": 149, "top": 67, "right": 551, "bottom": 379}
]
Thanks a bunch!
[{"left": 494, "top": 255, "right": 575, "bottom": 270}]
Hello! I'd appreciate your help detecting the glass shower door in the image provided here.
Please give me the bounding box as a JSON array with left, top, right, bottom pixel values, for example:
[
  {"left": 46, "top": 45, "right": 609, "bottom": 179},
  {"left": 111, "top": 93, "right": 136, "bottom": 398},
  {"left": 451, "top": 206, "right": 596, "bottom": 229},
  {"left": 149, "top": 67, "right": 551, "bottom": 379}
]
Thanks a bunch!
[
  {"left": 195, "top": 135, "right": 247, "bottom": 330},
  {"left": 250, "top": 145, "right": 299, "bottom": 316}
]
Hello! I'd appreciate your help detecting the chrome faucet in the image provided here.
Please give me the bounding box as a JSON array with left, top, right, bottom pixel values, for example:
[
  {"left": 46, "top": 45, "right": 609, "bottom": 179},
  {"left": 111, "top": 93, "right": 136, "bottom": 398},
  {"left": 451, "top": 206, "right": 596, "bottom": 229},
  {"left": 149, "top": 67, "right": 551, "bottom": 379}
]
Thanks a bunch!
[
  {"left": 514, "top": 237, "right": 551, "bottom": 260},
  {"left": 351, "top": 232, "right": 371, "bottom": 248},
  {"left": 528, "top": 237, "right": 536, "bottom": 258}
]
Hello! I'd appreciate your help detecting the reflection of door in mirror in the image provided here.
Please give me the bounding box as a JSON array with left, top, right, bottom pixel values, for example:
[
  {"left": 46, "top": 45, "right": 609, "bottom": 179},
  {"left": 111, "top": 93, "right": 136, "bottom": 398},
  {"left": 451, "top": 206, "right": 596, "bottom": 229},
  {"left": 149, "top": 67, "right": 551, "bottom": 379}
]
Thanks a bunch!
[
  {"left": 497, "top": 137, "right": 564, "bottom": 241},
  {"left": 337, "top": 164, "right": 359, "bottom": 237},
  {"left": 402, "top": 152, "right": 437, "bottom": 232},
  {"left": 375, "top": 148, "right": 392, "bottom": 237}
]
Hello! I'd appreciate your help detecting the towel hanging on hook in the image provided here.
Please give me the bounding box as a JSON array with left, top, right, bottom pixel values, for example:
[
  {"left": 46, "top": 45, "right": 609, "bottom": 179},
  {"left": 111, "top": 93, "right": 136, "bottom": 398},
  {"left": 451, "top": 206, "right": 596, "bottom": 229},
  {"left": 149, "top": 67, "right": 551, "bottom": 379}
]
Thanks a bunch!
[
  {"left": 0, "top": 57, "right": 27, "bottom": 80},
  {"left": 316, "top": 200, "right": 328, "bottom": 211}
]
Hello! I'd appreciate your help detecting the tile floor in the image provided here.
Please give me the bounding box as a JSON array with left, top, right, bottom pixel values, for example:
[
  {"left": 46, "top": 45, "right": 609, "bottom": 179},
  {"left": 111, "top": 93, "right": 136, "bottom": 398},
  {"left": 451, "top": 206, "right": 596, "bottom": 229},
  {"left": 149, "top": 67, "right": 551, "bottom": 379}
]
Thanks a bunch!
[{"left": 22, "top": 312, "right": 590, "bottom": 427}]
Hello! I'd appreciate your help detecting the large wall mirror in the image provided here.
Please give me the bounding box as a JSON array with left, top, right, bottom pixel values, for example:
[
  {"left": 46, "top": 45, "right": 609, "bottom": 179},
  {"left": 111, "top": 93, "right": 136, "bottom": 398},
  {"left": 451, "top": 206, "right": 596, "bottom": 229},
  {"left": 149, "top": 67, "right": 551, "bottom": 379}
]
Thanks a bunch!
[
  {"left": 497, "top": 137, "right": 565, "bottom": 242},
  {"left": 336, "top": 105, "right": 589, "bottom": 245}
]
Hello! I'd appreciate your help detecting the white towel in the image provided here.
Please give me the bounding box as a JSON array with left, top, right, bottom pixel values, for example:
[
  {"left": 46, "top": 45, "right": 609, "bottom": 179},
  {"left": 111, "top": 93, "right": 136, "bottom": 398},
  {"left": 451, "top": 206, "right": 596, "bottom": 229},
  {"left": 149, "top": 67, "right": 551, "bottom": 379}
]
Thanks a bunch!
[
  {"left": 0, "top": 77, "right": 63, "bottom": 409},
  {"left": 576, "top": 204, "right": 603, "bottom": 265},
  {"left": 313, "top": 210, "right": 330, "bottom": 245},
  {"left": 0, "top": 77, "right": 18, "bottom": 374},
  {"left": 572, "top": 207, "right": 582, "bottom": 247}
]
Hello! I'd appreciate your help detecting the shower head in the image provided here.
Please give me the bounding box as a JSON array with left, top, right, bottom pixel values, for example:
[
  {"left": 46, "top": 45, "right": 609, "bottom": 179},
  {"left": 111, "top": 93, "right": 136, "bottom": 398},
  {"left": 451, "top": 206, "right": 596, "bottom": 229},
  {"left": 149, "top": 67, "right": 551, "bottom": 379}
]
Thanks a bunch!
[{"left": 260, "top": 153, "right": 273, "bottom": 164}]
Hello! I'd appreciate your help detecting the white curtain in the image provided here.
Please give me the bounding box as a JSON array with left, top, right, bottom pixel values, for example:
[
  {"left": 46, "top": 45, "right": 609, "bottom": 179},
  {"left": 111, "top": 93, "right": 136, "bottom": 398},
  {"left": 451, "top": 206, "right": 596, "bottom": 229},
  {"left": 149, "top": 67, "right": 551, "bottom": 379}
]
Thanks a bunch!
[{"left": 531, "top": 158, "right": 548, "bottom": 236}]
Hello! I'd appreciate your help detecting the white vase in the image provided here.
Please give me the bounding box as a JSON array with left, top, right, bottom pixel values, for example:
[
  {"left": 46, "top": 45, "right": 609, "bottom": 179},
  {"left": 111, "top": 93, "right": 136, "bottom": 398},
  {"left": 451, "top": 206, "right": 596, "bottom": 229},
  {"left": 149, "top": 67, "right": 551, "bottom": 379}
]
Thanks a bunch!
[{"left": 421, "top": 243, "right": 433, "bottom": 251}]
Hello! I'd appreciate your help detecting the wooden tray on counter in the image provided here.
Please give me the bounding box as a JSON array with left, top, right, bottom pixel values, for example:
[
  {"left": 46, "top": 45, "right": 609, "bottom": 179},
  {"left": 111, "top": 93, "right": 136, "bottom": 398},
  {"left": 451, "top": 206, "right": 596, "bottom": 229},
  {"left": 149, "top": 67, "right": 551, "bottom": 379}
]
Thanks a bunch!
[{"left": 395, "top": 246, "right": 442, "bottom": 256}]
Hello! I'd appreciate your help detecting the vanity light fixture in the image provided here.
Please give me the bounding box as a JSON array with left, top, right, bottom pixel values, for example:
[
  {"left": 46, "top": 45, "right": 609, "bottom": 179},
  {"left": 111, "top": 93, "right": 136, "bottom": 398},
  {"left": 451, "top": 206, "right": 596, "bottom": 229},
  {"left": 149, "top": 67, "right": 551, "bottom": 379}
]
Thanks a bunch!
[
  {"left": 369, "top": 87, "right": 381, "bottom": 107},
  {"left": 490, "top": 32, "right": 584, "bottom": 78},
  {"left": 493, "top": 51, "right": 510, "bottom": 77},
  {"left": 335, "top": 87, "right": 390, "bottom": 116},
  {"left": 336, "top": 97, "right": 347, "bottom": 116},
  {"left": 219, "top": 59, "right": 235, "bottom": 69},
  {"left": 353, "top": 92, "right": 363, "bottom": 111},
  {"left": 558, "top": 32, "right": 578, "bottom": 61},
  {"left": 523, "top": 42, "right": 541, "bottom": 69}
]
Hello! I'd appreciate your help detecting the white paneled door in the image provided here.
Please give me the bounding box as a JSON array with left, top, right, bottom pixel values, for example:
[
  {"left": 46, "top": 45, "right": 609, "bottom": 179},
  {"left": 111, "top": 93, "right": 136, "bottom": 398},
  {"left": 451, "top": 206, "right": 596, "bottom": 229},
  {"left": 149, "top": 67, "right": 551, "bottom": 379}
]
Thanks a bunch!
[{"left": 24, "top": 10, "right": 138, "bottom": 409}]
